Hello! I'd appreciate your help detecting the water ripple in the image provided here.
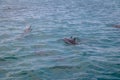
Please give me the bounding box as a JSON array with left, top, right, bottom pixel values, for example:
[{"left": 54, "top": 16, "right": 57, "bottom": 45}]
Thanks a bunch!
[{"left": 0, "top": 0, "right": 120, "bottom": 80}]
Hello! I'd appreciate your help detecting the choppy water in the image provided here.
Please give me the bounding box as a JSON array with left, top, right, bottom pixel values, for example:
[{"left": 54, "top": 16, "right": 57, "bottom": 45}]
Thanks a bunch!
[{"left": 0, "top": 0, "right": 120, "bottom": 80}]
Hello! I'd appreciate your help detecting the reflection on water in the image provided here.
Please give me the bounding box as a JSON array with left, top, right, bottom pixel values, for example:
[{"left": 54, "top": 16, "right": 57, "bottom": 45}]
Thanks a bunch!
[{"left": 0, "top": 0, "right": 120, "bottom": 80}]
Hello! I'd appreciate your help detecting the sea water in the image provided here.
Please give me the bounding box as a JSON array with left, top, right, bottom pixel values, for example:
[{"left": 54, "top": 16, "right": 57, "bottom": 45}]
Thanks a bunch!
[{"left": 0, "top": 0, "right": 120, "bottom": 80}]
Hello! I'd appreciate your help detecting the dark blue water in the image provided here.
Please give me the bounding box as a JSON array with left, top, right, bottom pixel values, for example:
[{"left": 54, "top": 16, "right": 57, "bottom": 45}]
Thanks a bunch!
[{"left": 0, "top": 0, "right": 120, "bottom": 80}]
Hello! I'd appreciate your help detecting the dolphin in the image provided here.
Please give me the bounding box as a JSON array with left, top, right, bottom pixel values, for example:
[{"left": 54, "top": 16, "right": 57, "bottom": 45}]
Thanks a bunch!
[
  {"left": 114, "top": 25, "right": 120, "bottom": 28},
  {"left": 24, "top": 25, "right": 32, "bottom": 33},
  {"left": 63, "top": 37, "right": 78, "bottom": 45}
]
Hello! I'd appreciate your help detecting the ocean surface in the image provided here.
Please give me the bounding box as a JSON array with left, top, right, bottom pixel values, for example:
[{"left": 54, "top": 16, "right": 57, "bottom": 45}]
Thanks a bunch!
[{"left": 0, "top": 0, "right": 120, "bottom": 80}]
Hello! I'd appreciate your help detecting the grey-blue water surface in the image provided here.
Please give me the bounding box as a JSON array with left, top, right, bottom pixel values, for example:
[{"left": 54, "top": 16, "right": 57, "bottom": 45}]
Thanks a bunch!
[{"left": 0, "top": 0, "right": 120, "bottom": 80}]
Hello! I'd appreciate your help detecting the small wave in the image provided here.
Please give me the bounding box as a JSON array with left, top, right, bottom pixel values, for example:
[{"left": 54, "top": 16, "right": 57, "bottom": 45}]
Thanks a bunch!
[
  {"left": 0, "top": 56, "right": 18, "bottom": 62},
  {"left": 0, "top": 58, "right": 6, "bottom": 61},
  {"left": 48, "top": 65, "right": 75, "bottom": 69}
]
